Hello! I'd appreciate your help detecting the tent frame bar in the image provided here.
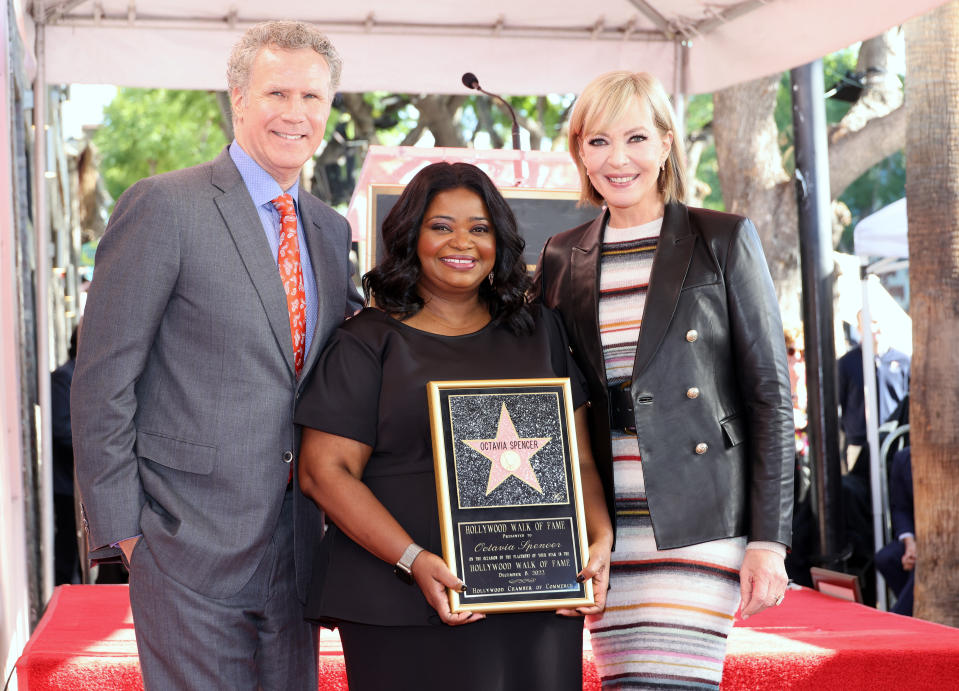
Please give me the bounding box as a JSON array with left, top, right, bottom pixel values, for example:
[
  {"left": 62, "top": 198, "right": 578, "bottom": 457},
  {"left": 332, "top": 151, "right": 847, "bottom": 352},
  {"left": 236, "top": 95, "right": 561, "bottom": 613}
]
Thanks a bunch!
[
  {"left": 42, "top": 13, "right": 670, "bottom": 42},
  {"left": 40, "top": 0, "right": 782, "bottom": 45},
  {"left": 858, "top": 262, "right": 887, "bottom": 610},
  {"left": 31, "top": 0, "right": 55, "bottom": 605}
]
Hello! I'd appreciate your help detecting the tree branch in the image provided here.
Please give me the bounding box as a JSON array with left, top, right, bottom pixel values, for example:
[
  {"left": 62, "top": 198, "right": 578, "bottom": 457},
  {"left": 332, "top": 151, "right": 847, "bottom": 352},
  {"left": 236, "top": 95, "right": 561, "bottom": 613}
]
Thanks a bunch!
[
  {"left": 400, "top": 123, "right": 426, "bottom": 146},
  {"left": 828, "top": 104, "right": 905, "bottom": 198},
  {"left": 474, "top": 98, "right": 505, "bottom": 148},
  {"left": 825, "top": 30, "right": 906, "bottom": 199},
  {"left": 339, "top": 93, "right": 379, "bottom": 144},
  {"left": 413, "top": 95, "right": 467, "bottom": 147}
]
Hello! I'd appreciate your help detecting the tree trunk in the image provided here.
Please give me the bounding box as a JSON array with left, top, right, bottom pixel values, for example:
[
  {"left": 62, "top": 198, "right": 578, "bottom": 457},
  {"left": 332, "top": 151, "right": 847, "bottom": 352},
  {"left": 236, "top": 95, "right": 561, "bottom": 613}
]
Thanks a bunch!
[
  {"left": 413, "top": 95, "right": 467, "bottom": 147},
  {"left": 713, "top": 74, "right": 801, "bottom": 319},
  {"left": 711, "top": 34, "right": 909, "bottom": 324},
  {"left": 473, "top": 98, "right": 505, "bottom": 148},
  {"left": 904, "top": 0, "right": 959, "bottom": 627},
  {"left": 339, "top": 93, "right": 381, "bottom": 144}
]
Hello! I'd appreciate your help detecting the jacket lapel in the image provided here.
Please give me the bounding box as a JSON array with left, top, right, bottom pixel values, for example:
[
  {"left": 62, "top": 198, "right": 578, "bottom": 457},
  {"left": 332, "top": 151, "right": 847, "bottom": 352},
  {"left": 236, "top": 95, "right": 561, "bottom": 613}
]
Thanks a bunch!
[
  {"left": 298, "top": 197, "right": 331, "bottom": 378},
  {"left": 632, "top": 202, "right": 696, "bottom": 381},
  {"left": 571, "top": 213, "right": 607, "bottom": 388},
  {"left": 211, "top": 151, "right": 296, "bottom": 377}
]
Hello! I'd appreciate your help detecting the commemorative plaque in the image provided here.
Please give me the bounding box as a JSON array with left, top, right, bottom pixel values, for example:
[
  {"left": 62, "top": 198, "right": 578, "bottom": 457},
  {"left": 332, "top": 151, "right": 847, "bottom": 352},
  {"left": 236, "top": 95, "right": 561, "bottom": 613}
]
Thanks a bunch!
[{"left": 427, "top": 378, "right": 593, "bottom": 613}]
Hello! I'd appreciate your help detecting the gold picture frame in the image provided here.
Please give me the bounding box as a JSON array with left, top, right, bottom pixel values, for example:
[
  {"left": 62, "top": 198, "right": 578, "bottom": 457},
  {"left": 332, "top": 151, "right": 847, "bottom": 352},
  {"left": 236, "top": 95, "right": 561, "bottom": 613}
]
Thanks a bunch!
[
  {"left": 427, "top": 378, "right": 594, "bottom": 613},
  {"left": 810, "top": 567, "right": 864, "bottom": 603}
]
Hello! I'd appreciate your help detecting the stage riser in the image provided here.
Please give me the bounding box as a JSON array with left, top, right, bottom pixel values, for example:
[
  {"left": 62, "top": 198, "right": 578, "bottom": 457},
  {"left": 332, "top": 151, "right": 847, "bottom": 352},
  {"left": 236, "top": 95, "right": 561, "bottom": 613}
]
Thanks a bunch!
[{"left": 18, "top": 586, "right": 959, "bottom": 691}]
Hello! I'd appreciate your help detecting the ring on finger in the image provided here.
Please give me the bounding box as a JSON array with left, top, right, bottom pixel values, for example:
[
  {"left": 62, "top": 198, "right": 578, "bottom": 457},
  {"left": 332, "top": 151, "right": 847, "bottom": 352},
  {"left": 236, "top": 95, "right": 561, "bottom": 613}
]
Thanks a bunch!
[{"left": 774, "top": 594, "right": 784, "bottom": 606}]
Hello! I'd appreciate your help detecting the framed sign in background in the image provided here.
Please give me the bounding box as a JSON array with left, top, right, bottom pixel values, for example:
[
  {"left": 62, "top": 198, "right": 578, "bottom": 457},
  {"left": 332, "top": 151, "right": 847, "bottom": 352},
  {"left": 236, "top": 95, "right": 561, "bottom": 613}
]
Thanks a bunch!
[
  {"left": 810, "top": 567, "right": 864, "bottom": 603},
  {"left": 367, "top": 184, "right": 597, "bottom": 273},
  {"left": 427, "top": 378, "right": 593, "bottom": 613}
]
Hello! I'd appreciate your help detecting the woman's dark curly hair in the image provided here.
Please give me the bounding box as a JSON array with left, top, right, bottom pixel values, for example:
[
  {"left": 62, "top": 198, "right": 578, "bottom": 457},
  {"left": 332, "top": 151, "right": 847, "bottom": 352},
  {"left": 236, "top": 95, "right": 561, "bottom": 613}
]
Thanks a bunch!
[{"left": 363, "top": 162, "right": 534, "bottom": 335}]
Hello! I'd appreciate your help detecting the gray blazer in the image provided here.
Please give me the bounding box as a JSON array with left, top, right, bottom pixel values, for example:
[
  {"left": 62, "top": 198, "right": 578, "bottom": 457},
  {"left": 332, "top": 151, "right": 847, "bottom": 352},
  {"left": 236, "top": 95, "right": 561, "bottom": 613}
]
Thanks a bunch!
[{"left": 72, "top": 149, "right": 362, "bottom": 600}]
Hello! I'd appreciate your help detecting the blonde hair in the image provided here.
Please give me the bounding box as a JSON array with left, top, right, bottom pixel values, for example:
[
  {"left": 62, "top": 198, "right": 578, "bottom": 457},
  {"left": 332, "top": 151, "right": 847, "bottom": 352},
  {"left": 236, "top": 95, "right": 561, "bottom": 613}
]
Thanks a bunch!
[
  {"left": 783, "top": 325, "right": 804, "bottom": 353},
  {"left": 568, "top": 71, "right": 687, "bottom": 207}
]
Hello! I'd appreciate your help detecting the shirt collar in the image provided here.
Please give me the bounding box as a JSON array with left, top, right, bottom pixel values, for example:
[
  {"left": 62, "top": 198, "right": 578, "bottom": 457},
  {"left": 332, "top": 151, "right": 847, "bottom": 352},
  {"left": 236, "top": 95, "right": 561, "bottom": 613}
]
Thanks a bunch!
[{"left": 229, "top": 140, "right": 300, "bottom": 210}]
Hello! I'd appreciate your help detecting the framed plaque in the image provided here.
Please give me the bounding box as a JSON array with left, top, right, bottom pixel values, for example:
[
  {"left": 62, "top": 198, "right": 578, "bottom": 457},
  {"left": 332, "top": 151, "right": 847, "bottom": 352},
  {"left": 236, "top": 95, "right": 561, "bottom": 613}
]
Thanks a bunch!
[{"left": 427, "top": 378, "right": 594, "bottom": 613}]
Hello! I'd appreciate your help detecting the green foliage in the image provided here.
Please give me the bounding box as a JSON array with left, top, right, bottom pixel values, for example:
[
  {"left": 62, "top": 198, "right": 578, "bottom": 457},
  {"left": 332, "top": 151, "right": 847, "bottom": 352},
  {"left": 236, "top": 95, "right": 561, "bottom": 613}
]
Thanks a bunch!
[
  {"left": 773, "top": 48, "right": 860, "bottom": 161},
  {"left": 366, "top": 93, "right": 422, "bottom": 145},
  {"left": 92, "top": 43, "right": 903, "bottom": 239},
  {"left": 94, "top": 88, "right": 228, "bottom": 203},
  {"left": 461, "top": 94, "right": 575, "bottom": 149},
  {"left": 507, "top": 94, "right": 576, "bottom": 149},
  {"left": 690, "top": 45, "right": 902, "bottom": 230},
  {"left": 686, "top": 94, "right": 723, "bottom": 210},
  {"left": 685, "top": 92, "right": 714, "bottom": 132}
]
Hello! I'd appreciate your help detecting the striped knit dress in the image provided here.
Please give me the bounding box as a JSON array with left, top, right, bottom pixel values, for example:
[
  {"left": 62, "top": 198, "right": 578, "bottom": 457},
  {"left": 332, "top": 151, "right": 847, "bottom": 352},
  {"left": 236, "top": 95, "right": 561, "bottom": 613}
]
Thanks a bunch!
[{"left": 586, "top": 217, "right": 747, "bottom": 690}]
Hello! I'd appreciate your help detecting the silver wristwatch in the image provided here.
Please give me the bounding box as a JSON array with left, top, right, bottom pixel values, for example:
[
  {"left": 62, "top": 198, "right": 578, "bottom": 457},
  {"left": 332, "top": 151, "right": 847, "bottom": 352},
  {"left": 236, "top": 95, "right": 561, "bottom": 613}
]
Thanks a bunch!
[{"left": 393, "top": 543, "right": 425, "bottom": 585}]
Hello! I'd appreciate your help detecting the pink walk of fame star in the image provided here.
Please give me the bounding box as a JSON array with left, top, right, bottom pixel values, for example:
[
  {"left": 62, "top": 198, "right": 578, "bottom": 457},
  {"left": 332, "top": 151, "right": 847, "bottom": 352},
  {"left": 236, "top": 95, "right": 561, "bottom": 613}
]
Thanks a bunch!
[{"left": 464, "top": 403, "right": 551, "bottom": 495}]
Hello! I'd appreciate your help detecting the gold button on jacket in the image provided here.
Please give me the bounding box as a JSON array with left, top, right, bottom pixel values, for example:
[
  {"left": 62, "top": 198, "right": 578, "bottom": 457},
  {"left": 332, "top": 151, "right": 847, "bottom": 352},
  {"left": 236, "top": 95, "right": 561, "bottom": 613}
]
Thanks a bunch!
[{"left": 531, "top": 202, "right": 795, "bottom": 551}]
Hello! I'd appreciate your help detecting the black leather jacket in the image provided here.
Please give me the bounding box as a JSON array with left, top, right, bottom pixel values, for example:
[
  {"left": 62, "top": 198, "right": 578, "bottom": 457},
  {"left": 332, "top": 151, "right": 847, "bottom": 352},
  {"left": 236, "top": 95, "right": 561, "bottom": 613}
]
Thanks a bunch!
[{"left": 532, "top": 203, "right": 794, "bottom": 550}]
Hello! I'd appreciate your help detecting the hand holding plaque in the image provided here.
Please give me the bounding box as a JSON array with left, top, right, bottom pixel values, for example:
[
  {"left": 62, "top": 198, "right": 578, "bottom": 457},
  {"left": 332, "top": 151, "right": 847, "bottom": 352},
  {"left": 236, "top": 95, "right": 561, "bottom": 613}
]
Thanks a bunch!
[{"left": 428, "top": 378, "right": 594, "bottom": 613}]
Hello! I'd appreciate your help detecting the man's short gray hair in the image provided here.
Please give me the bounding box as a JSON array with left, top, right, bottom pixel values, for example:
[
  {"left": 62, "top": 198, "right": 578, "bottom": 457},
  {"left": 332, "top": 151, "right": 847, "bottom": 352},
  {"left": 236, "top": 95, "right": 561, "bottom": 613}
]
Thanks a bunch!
[{"left": 227, "top": 20, "right": 342, "bottom": 94}]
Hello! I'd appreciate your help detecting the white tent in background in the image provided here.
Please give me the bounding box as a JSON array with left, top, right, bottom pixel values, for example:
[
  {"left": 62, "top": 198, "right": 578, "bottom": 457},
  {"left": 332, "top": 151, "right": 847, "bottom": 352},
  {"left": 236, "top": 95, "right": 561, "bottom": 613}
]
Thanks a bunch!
[
  {"left": 851, "top": 198, "right": 909, "bottom": 611},
  {"left": 855, "top": 198, "right": 908, "bottom": 259},
  {"left": 834, "top": 254, "right": 911, "bottom": 355},
  {"left": 30, "top": 1, "right": 949, "bottom": 97}
]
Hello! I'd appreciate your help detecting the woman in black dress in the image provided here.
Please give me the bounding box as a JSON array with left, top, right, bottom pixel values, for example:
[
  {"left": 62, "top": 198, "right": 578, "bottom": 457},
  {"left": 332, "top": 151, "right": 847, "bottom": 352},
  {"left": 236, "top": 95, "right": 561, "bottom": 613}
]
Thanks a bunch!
[{"left": 295, "top": 162, "right": 613, "bottom": 691}]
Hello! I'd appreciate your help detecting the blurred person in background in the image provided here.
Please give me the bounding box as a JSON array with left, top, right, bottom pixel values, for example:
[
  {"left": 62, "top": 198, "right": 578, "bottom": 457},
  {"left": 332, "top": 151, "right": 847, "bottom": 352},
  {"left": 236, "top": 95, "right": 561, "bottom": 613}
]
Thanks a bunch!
[
  {"left": 838, "top": 310, "right": 910, "bottom": 473},
  {"left": 875, "top": 446, "right": 915, "bottom": 616},
  {"left": 52, "top": 326, "right": 80, "bottom": 585}
]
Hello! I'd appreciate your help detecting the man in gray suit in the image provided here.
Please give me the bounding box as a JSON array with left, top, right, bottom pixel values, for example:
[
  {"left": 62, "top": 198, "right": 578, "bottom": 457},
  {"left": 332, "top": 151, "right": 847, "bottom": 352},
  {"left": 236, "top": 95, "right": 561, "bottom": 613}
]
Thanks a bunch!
[{"left": 72, "top": 21, "right": 362, "bottom": 689}]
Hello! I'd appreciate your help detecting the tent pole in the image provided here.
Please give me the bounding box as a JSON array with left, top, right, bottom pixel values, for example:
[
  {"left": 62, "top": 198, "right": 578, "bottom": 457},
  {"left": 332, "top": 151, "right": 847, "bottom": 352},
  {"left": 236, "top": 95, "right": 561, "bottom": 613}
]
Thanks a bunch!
[
  {"left": 859, "top": 266, "right": 888, "bottom": 609},
  {"left": 671, "top": 39, "right": 688, "bottom": 154},
  {"left": 790, "top": 60, "right": 847, "bottom": 583},
  {"left": 32, "top": 0, "right": 55, "bottom": 605}
]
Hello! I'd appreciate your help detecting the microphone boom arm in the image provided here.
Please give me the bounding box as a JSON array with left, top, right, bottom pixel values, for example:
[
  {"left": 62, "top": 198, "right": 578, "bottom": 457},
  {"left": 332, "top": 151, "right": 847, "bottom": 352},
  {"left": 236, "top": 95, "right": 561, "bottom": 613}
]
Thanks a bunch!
[
  {"left": 478, "top": 87, "right": 521, "bottom": 153},
  {"left": 462, "top": 72, "right": 524, "bottom": 183}
]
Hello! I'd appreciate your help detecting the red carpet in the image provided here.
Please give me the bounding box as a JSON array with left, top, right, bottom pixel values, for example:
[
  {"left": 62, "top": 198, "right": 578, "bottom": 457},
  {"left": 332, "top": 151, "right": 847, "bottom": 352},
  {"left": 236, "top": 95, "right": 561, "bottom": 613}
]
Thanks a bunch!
[{"left": 17, "top": 585, "right": 959, "bottom": 690}]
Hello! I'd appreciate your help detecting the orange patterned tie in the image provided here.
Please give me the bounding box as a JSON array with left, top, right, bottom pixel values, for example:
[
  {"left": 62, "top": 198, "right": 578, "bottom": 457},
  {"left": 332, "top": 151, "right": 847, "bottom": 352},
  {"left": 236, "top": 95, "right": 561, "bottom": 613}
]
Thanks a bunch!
[{"left": 271, "top": 194, "right": 306, "bottom": 375}]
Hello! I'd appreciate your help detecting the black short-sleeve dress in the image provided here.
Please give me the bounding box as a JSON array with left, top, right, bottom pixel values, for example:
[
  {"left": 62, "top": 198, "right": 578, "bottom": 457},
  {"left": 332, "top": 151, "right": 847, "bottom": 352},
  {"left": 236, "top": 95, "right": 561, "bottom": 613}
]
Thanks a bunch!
[{"left": 294, "top": 305, "right": 589, "bottom": 691}]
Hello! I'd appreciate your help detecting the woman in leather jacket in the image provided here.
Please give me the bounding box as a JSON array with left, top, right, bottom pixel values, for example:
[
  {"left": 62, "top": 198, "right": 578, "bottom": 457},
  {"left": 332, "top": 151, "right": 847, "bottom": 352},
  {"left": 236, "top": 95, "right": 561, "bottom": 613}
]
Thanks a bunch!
[{"left": 532, "top": 71, "right": 794, "bottom": 689}]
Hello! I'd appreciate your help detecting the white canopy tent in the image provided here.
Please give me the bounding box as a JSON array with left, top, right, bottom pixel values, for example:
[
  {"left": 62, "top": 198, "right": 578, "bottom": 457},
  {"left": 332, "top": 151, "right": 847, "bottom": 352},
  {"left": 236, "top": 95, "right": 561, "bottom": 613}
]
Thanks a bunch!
[
  {"left": 9, "top": 0, "right": 945, "bottom": 615},
  {"left": 855, "top": 197, "right": 908, "bottom": 259},
  {"left": 31, "top": 0, "right": 946, "bottom": 96},
  {"left": 852, "top": 198, "right": 909, "bottom": 610}
]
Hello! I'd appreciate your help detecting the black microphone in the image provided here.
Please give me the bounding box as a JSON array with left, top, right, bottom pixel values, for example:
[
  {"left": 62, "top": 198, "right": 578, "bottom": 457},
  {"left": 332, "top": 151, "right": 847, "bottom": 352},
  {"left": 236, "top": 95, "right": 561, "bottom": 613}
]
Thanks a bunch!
[
  {"left": 461, "top": 72, "right": 522, "bottom": 155},
  {"left": 462, "top": 72, "right": 523, "bottom": 183}
]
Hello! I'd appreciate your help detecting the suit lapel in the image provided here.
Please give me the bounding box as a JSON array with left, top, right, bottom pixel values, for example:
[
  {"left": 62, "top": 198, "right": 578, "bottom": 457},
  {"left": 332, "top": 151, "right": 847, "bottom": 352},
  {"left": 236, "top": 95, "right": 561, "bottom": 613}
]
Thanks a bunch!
[
  {"left": 298, "top": 196, "right": 332, "bottom": 378},
  {"left": 571, "top": 213, "right": 607, "bottom": 388},
  {"left": 211, "top": 151, "right": 296, "bottom": 377},
  {"left": 632, "top": 202, "right": 696, "bottom": 381}
]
